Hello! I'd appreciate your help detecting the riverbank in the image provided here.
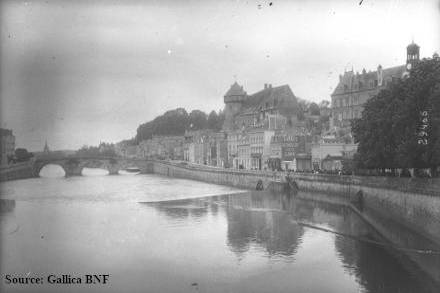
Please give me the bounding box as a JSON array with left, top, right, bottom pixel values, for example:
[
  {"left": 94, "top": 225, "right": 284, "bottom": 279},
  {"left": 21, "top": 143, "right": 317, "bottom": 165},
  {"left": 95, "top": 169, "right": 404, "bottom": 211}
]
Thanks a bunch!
[
  {"left": 1, "top": 159, "right": 440, "bottom": 285},
  {"left": 152, "top": 160, "right": 440, "bottom": 284},
  {"left": 153, "top": 162, "right": 440, "bottom": 240},
  {"left": 0, "top": 162, "right": 34, "bottom": 182}
]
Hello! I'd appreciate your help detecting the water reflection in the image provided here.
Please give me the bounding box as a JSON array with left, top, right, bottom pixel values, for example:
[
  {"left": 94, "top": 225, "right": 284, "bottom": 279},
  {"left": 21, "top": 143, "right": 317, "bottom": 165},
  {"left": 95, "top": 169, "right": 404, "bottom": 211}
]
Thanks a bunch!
[
  {"left": 149, "top": 191, "right": 438, "bottom": 292},
  {"left": 81, "top": 167, "right": 109, "bottom": 176},
  {"left": 1, "top": 174, "right": 439, "bottom": 293},
  {"left": 39, "top": 164, "right": 65, "bottom": 178},
  {"left": 0, "top": 199, "right": 15, "bottom": 213},
  {"left": 225, "top": 192, "right": 303, "bottom": 257},
  {"left": 336, "top": 236, "right": 435, "bottom": 293}
]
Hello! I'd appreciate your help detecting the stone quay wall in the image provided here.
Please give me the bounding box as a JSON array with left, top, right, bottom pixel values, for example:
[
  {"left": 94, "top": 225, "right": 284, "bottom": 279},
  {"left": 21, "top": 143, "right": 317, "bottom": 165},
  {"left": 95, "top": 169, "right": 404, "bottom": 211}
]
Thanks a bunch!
[
  {"left": 0, "top": 162, "right": 34, "bottom": 182},
  {"left": 1, "top": 159, "right": 439, "bottom": 250},
  {"left": 152, "top": 161, "right": 440, "bottom": 248},
  {"left": 152, "top": 161, "right": 276, "bottom": 190}
]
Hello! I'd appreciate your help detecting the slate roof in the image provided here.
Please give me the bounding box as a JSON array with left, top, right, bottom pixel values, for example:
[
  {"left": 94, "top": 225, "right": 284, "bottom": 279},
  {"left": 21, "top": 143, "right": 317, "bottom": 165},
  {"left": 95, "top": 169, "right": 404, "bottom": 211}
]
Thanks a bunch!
[
  {"left": 407, "top": 41, "right": 420, "bottom": 53},
  {"left": 224, "top": 82, "right": 247, "bottom": 97},
  {"left": 332, "top": 65, "right": 406, "bottom": 96},
  {"left": 240, "top": 84, "right": 299, "bottom": 116}
]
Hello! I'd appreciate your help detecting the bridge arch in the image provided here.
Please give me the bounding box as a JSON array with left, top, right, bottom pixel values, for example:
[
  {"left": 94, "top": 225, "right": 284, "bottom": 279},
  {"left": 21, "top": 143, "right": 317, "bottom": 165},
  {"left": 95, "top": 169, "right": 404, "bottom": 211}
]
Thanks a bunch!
[
  {"left": 32, "top": 156, "right": 152, "bottom": 178},
  {"left": 38, "top": 163, "right": 67, "bottom": 178}
]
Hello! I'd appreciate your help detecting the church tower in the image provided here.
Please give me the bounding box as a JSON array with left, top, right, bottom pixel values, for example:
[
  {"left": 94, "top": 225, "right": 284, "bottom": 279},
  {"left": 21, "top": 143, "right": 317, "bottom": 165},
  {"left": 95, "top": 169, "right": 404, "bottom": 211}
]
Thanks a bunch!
[
  {"left": 43, "top": 140, "right": 50, "bottom": 154},
  {"left": 223, "top": 82, "right": 246, "bottom": 130},
  {"left": 406, "top": 41, "right": 420, "bottom": 68}
]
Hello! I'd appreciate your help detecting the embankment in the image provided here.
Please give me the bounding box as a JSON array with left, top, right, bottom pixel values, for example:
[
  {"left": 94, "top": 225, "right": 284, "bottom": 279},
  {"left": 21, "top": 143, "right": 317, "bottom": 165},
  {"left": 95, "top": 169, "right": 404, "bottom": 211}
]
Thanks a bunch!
[
  {"left": 0, "top": 162, "right": 34, "bottom": 182},
  {"left": 153, "top": 160, "right": 440, "bottom": 283},
  {"left": 153, "top": 161, "right": 440, "bottom": 244}
]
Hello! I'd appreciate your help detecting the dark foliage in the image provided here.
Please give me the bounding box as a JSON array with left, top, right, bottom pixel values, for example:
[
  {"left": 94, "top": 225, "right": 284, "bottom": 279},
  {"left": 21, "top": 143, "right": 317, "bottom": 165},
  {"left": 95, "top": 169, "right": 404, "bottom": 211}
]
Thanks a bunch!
[
  {"left": 352, "top": 57, "right": 440, "bottom": 172},
  {"left": 135, "top": 108, "right": 224, "bottom": 142},
  {"left": 76, "top": 143, "right": 116, "bottom": 158},
  {"left": 308, "top": 102, "right": 320, "bottom": 115},
  {"left": 14, "top": 148, "right": 34, "bottom": 162}
]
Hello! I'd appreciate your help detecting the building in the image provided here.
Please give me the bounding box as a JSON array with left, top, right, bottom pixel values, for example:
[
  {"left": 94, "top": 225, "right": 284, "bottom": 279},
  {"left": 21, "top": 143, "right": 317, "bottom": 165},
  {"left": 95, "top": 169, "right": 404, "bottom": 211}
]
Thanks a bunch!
[
  {"left": 269, "top": 130, "right": 311, "bottom": 171},
  {"left": 223, "top": 83, "right": 299, "bottom": 131},
  {"left": 226, "top": 130, "right": 240, "bottom": 168},
  {"left": 115, "top": 140, "right": 139, "bottom": 158},
  {"left": 331, "top": 42, "right": 419, "bottom": 129},
  {"left": 248, "top": 128, "right": 276, "bottom": 170},
  {"left": 0, "top": 128, "right": 15, "bottom": 165},
  {"left": 43, "top": 140, "right": 50, "bottom": 154},
  {"left": 205, "top": 132, "right": 228, "bottom": 167},
  {"left": 138, "top": 135, "right": 184, "bottom": 160},
  {"left": 183, "top": 130, "right": 215, "bottom": 165},
  {"left": 214, "top": 132, "right": 228, "bottom": 168},
  {"left": 311, "top": 142, "right": 358, "bottom": 171},
  {"left": 237, "top": 132, "right": 250, "bottom": 170}
]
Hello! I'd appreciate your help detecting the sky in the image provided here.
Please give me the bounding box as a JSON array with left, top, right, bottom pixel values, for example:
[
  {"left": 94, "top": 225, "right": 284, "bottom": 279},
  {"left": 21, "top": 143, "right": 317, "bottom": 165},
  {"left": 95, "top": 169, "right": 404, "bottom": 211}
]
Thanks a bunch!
[{"left": 1, "top": 0, "right": 439, "bottom": 151}]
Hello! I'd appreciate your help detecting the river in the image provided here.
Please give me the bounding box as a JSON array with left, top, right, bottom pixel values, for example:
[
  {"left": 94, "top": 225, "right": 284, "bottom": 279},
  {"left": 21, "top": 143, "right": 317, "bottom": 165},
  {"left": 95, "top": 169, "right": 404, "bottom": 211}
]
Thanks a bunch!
[{"left": 0, "top": 172, "right": 437, "bottom": 293}]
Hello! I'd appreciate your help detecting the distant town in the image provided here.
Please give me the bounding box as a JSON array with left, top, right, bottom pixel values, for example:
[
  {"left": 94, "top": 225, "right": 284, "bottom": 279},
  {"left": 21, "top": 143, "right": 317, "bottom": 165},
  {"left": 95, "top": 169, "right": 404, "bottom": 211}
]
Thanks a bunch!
[{"left": 1, "top": 42, "right": 439, "bottom": 178}]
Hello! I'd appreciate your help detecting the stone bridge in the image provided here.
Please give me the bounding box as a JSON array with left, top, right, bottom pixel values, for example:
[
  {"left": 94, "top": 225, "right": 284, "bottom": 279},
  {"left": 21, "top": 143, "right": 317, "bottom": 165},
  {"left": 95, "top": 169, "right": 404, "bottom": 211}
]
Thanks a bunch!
[{"left": 32, "top": 156, "right": 154, "bottom": 177}]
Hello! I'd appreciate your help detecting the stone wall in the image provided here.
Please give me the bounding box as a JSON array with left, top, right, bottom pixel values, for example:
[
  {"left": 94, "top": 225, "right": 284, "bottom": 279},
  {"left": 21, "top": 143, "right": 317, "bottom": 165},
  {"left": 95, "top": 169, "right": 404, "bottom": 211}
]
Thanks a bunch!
[
  {"left": 292, "top": 174, "right": 440, "bottom": 247},
  {"left": 152, "top": 161, "right": 440, "bottom": 248},
  {"left": 152, "top": 161, "right": 277, "bottom": 190},
  {"left": 152, "top": 161, "right": 440, "bottom": 284},
  {"left": 0, "top": 162, "right": 34, "bottom": 182}
]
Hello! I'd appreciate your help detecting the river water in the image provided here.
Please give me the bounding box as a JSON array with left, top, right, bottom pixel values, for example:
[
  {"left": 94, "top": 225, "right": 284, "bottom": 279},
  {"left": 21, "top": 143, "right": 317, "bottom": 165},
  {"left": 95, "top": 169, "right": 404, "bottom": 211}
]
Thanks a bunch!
[{"left": 0, "top": 173, "right": 437, "bottom": 293}]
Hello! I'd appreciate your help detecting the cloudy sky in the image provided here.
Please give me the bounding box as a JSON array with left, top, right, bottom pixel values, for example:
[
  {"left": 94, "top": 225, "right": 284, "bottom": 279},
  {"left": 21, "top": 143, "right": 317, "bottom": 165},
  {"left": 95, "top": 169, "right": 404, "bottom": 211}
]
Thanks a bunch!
[{"left": 1, "top": 0, "right": 439, "bottom": 151}]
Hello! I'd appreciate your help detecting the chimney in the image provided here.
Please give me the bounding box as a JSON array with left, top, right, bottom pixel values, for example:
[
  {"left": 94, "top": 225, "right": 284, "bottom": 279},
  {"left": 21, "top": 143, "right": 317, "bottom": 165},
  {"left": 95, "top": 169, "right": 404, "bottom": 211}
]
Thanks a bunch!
[
  {"left": 269, "top": 84, "right": 272, "bottom": 89},
  {"left": 264, "top": 83, "right": 268, "bottom": 89}
]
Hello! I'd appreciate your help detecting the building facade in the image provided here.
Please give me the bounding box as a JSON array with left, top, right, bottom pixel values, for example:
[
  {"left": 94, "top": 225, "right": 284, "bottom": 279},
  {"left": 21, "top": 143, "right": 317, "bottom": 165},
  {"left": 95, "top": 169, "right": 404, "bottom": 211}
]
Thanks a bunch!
[
  {"left": 269, "top": 130, "right": 311, "bottom": 171},
  {"left": 311, "top": 142, "right": 358, "bottom": 171},
  {"left": 138, "top": 135, "right": 184, "bottom": 160},
  {"left": 223, "top": 82, "right": 299, "bottom": 131},
  {"left": 237, "top": 132, "right": 250, "bottom": 169},
  {"left": 331, "top": 42, "right": 419, "bottom": 129}
]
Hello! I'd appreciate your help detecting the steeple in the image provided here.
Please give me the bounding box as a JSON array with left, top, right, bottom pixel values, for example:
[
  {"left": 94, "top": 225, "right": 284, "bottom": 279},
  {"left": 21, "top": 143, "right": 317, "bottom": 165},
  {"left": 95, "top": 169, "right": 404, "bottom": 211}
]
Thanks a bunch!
[{"left": 43, "top": 140, "right": 50, "bottom": 154}]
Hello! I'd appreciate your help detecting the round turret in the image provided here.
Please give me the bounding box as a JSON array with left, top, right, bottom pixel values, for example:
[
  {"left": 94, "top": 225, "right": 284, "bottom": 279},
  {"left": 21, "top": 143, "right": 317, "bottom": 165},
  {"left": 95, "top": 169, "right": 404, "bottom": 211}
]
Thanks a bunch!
[
  {"left": 224, "top": 82, "right": 246, "bottom": 104},
  {"left": 223, "top": 82, "right": 247, "bottom": 130},
  {"left": 406, "top": 41, "right": 420, "bottom": 66},
  {"left": 407, "top": 42, "right": 420, "bottom": 55}
]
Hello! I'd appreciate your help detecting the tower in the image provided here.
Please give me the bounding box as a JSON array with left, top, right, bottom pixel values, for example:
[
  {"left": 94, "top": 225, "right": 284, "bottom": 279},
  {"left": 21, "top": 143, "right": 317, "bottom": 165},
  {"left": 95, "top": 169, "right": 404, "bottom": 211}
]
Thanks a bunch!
[
  {"left": 406, "top": 41, "right": 420, "bottom": 68},
  {"left": 43, "top": 140, "right": 50, "bottom": 154},
  {"left": 223, "top": 82, "right": 246, "bottom": 130}
]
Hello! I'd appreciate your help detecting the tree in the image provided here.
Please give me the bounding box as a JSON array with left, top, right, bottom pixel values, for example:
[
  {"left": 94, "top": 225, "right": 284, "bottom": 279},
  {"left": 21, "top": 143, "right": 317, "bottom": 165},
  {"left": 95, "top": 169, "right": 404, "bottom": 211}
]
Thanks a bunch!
[
  {"left": 15, "top": 148, "right": 33, "bottom": 162},
  {"left": 136, "top": 108, "right": 189, "bottom": 142},
  {"left": 207, "top": 110, "right": 219, "bottom": 130},
  {"left": 308, "top": 102, "right": 320, "bottom": 116},
  {"left": 188, "top": 110, "right": 207, "bottom": 130},
  {"left": 217, "top": 110, "right": 225, "bottom": 130},
  {"left": 352, "top": 57, "right": 440, "bottom": 174}
]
